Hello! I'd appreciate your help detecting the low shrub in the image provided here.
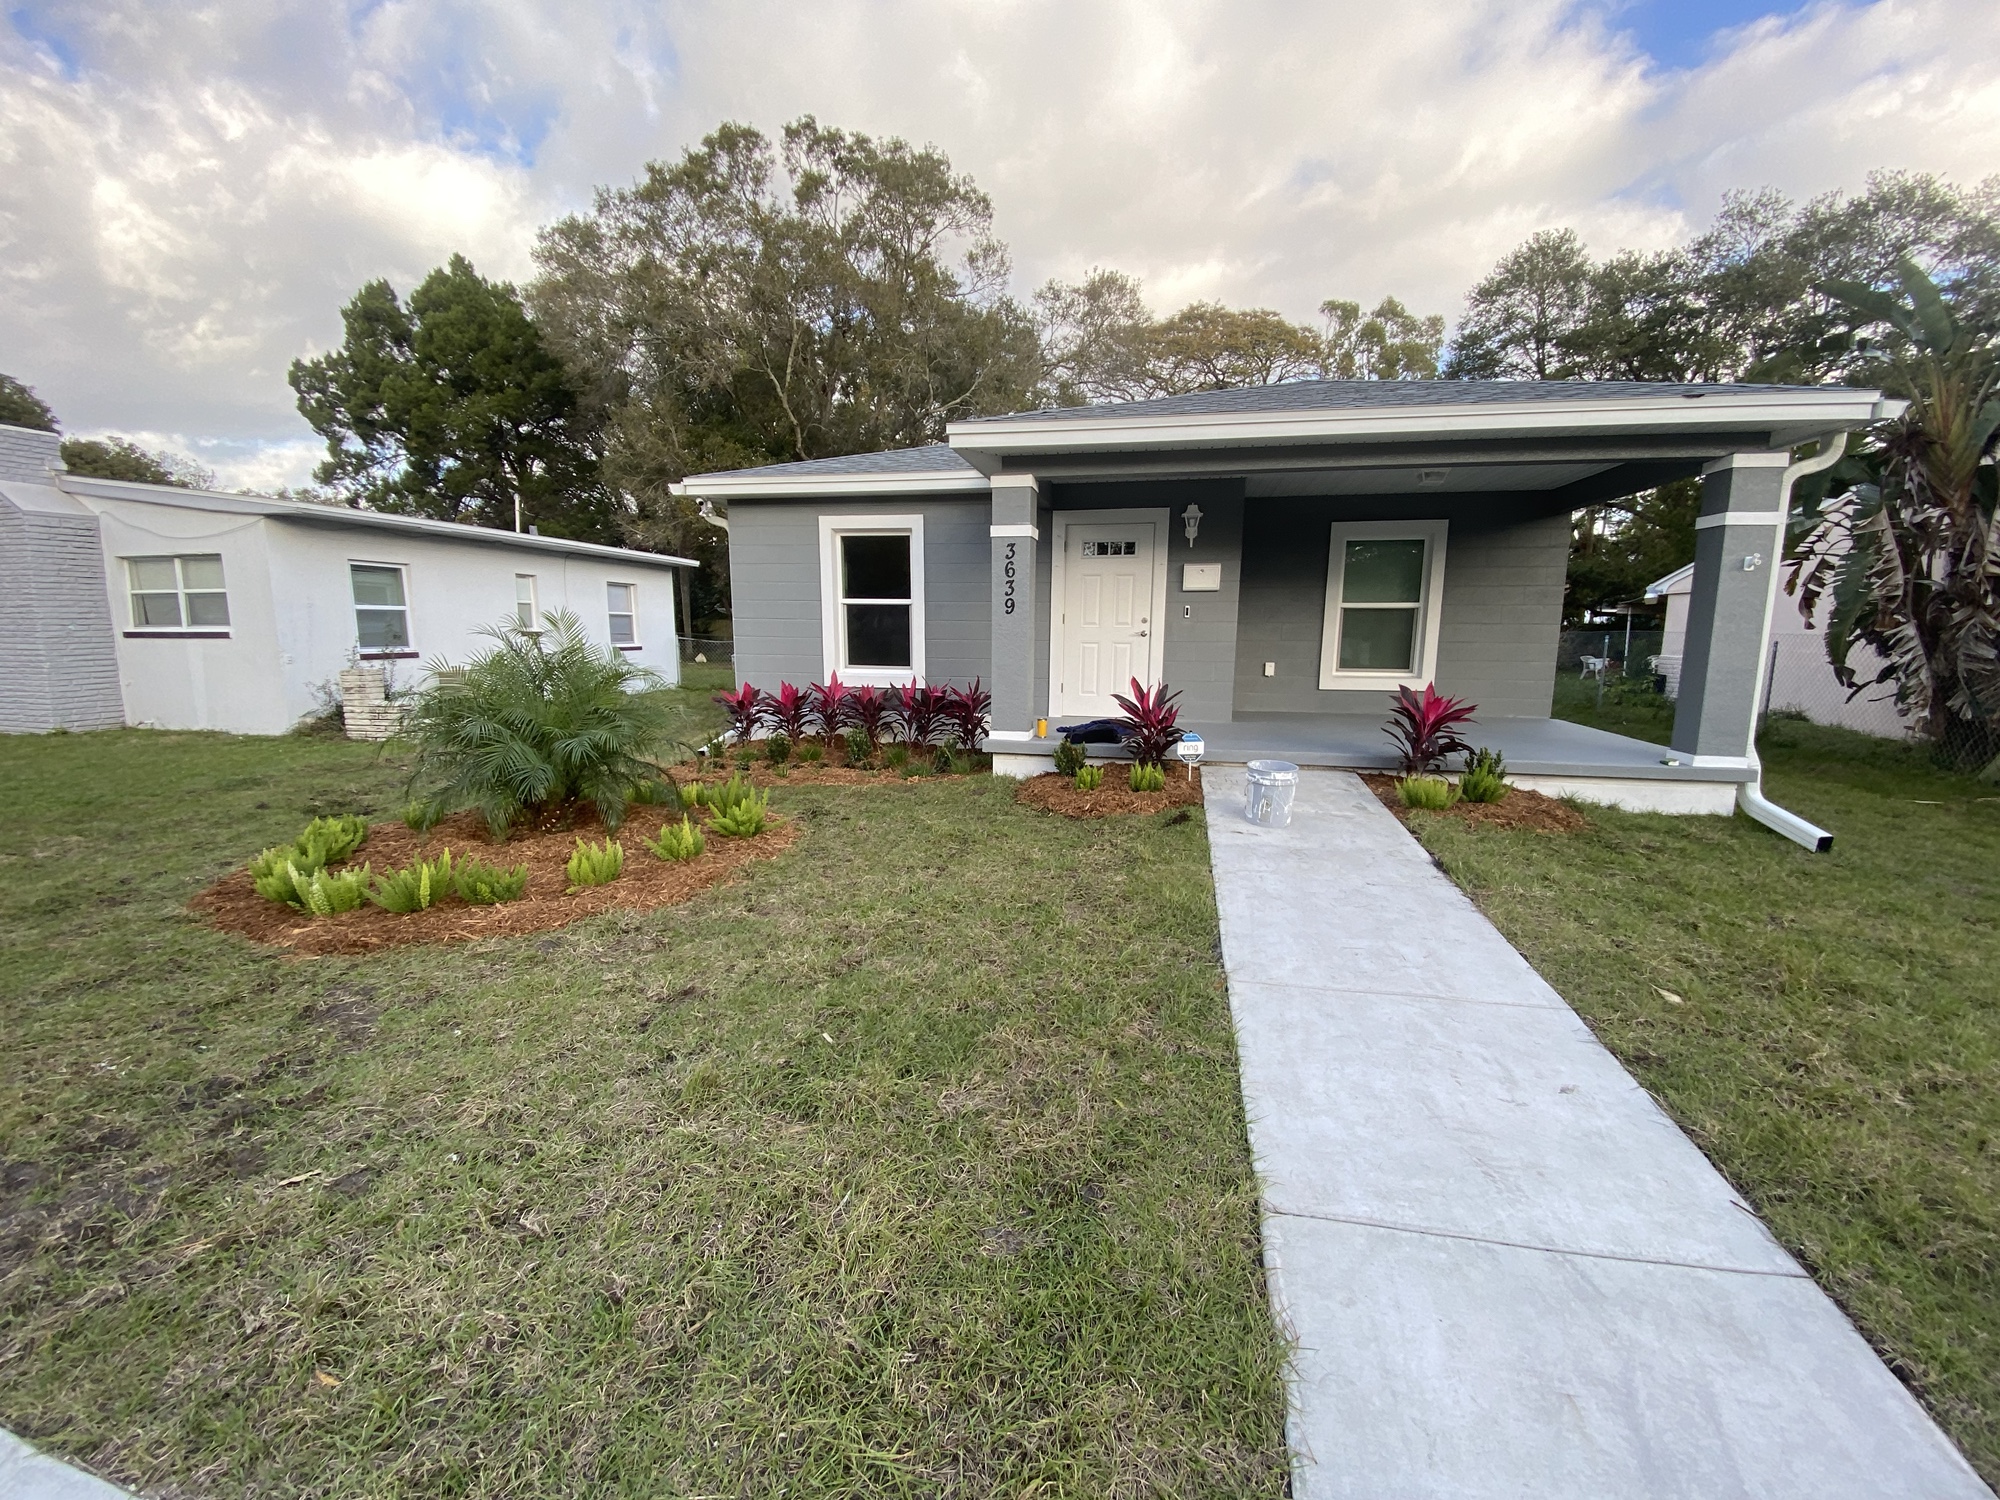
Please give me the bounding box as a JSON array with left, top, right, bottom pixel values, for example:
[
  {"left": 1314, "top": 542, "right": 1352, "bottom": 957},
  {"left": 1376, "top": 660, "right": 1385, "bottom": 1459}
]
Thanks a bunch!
[
  {"left": 1075, "top": 764, "right": 1105, "bottom": 791},
  {"left": 370, "top": 850, "right": 456, "bottom": 914},
  {"left": 248, "top": 814, "right": 371, "bottom": 903},
  {"left": 765, "top": 734, "right": 791, "bottom": 764},
  {"left": 843, "top": 728, "right": 873, "bottom": 765},
  {"left": 1460, "top": 746, "right": 1510, "bottom": 804},
  {"left": 1052, "top": 738, "right": 1086, "bottom": 777},
  {"left": 644, "top": 815, "right": 706, "bottom": 862},
  {"left": 708, "top": 773, "right": 760, "bottom": 818},
  {"left": 1397, "top": 775, "right": 1457, "bottom": 811},
  {"left": 452, "top": 856, "right": 528, "bottom": 905},
  {"left": 1129, "top": 762, "right": 1167, "bottom": 793},
  {"left": 795, "top": 740, "right": 824, "bottom": 764},
  {"left": 565, "top": 838, "right": 624, "bottom": 890},
  {"left": 709, "top": 787, "right": 771, "bottom": 838}
]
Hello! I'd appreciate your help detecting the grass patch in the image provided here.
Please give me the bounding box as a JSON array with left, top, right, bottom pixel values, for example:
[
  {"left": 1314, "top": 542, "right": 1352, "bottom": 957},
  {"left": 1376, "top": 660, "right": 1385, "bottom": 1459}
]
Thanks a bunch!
[
  {"left": 1409, "top": 714, "right": 2000, "bottom": 1482},
  {"left": 0, "top": 727, "right": 1286, "bottom": 1496}
]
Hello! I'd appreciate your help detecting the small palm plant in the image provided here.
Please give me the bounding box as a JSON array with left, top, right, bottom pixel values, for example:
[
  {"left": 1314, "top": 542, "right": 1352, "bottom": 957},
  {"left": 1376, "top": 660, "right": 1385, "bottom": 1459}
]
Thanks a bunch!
[{"left": 401, "top": 611, "right": 671, "bottom": 837}]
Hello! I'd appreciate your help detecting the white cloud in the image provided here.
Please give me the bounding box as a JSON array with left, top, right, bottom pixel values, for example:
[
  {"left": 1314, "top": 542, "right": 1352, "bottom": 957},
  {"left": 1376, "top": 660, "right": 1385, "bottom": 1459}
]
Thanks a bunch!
[{"left": 1, "top": 0, "right": 1996, "bottom": 484}]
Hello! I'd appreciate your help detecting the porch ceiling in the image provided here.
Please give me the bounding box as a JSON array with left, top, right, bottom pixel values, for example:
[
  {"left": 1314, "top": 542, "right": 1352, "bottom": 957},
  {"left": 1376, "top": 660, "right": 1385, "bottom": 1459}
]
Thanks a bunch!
[{"left": 1245, "top": 461, "right": 1615, "bottom": 496}]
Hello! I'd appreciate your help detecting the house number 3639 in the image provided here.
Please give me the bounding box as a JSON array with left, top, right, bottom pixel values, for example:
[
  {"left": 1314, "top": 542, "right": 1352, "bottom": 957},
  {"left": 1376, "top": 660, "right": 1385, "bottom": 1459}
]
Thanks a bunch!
[{"left": 1003, "top": 541, "right": 1017, "bottom": 615}]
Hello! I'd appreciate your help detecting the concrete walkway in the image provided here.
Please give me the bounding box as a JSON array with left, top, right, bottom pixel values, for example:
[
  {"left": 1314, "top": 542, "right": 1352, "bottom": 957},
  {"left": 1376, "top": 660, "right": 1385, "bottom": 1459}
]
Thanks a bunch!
[
  {"left": 1204, "top": 768, "right": 1992, "bottom": 1500},
  {"left": 0, "top": 1429, "right": 133, "bottom": 1499}
]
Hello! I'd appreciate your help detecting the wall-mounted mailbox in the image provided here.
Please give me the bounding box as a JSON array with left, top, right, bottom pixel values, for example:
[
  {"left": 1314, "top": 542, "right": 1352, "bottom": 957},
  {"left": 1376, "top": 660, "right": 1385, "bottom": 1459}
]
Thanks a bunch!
[{"left": 1181, "top": 563, "right": 1222, "bottom": 592}]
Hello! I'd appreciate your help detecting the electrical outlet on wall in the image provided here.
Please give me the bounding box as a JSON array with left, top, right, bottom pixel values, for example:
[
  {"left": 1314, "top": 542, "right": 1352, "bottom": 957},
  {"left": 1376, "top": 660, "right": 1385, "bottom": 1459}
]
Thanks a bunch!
[{"left": 1263, "top": 661, "right": 1276, "bottom": 677}]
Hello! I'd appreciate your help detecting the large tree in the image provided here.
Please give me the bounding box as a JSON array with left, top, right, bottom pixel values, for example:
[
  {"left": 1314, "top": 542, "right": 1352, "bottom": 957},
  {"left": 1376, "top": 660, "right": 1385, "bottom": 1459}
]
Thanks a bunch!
[
  {"left": 59, "top": 437, "right": 213, "bottom": 488},
  {"left": 530, "top": 118, "right": 1042, "bottom": 617},
  {"left": 291, "top": 256, "right": 616, "bottom": 543},
  {"left": 1441, "top": 229, "right": 1593, "bottom": 379},
  {"left": 0, "top": 374, "right": 58, "bottom": 431}
]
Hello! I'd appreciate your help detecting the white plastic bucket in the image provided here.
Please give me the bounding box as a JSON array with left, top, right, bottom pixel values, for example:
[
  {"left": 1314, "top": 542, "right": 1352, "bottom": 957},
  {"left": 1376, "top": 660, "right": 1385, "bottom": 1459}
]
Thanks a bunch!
[{"left": 1244, "top": 759, "right": 1300, "bottom": 827}]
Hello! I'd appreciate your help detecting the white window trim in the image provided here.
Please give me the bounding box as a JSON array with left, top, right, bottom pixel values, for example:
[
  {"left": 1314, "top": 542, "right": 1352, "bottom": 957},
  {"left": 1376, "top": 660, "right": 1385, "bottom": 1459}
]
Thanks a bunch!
[
  {"left": 1318, "top": 519, "right": 1449, "bottom": 690},
  {"left": 818, "top": 513, "right": 926, "bottom": 686},
  {"left": 350, "top": 560, "right": 416, "bottom": 658},
  {"left": 1047, "top": 508, "right": 1171, "bottom": 716},
  {"left": 514, "top": 573, "right": 540, "bottom": 632},
  {"left": 123, "top": 554, "right": 230, "bottom": 636},
  {"left": 607, "top": 581, "right": 640, "bottom": 651}
]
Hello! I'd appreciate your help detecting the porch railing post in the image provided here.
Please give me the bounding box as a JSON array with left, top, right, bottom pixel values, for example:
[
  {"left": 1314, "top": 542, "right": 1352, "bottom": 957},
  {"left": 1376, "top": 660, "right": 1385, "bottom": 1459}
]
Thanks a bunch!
[
  {"left": 1670, "top": 451, "right": 1790, "bottom": 767},
  {"left": 988, "top": 474, "right": 1042, "bottom": 740}
]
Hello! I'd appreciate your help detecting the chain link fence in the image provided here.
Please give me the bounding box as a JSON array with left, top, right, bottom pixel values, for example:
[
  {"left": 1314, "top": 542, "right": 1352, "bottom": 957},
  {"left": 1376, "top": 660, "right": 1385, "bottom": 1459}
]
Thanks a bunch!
[
  {"left": 1556, "top": 628, "right": 1667, "bottom": 683},
  {"left": 677, "top": 636, "right": 734, "bottom": 666}
]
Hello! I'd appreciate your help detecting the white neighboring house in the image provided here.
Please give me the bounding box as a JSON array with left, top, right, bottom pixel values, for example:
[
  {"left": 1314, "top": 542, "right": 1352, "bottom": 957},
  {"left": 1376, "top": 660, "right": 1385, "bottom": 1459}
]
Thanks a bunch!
[
  {"left": 1646, "top": 558, "right": 1907, "bottom": 739},
  {"left": 0, "top": 422, "right": 695, "bottom": 736}
]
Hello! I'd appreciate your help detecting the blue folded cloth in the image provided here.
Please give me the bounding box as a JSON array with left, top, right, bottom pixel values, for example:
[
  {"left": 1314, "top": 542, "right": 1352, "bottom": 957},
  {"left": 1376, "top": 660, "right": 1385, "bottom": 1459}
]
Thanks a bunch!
[{"left": 1054, "top": 719, "right": 1133, "bottom": 745}]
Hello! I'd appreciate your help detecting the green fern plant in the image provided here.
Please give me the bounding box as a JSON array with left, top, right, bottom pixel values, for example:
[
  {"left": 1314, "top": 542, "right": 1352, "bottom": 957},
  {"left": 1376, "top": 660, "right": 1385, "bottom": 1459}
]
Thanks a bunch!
[
  {"left": 292, "top": 863, "right": 370, "bottom": 916},
  {"left": 707, "top": 772, "right": 760, "bottom": 818},
  {"left": 1129, "top": 762, "right": 1166, "bottom": 793},
  {"left": 708, "top": 788, "right": 770, "bottom": 838},
  {"left": 1074, "top": 764, "right": 1104, "bottom": 791},
  {"left": 1397, "top": 775, "right": 1457, "bottom": 811},
  {"left": 248, "top": 814, "right": 371, "bottom": 904},
  {"left": 677, "top": 780, "right": 707, "bottom": 809},
  {"left": 643, "top": 814, "right": 706, "bottom": 862},
  {"left": 1459, "top": 746, "right": 1510, "bottom": 805},
  {"left": 296, "top": 814, "right": 369, "bottom": 866},
  {"left": 1052, "top": 738, "right": 1086, "bottom": 776},
  {"left": 369, "top": 850, "right": 457, "bottom": 914},
  {"left": 565, "top": 837, "right": 624, "bottom": 890},
  {"left": 452, "top": 856, "right": 529, "bottom": 904}
]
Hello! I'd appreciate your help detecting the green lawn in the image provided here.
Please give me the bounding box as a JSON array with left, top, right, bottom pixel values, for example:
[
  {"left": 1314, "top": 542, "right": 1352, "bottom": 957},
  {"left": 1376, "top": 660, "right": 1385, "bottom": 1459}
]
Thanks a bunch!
[
  {"left": 1418, "top": 689, "right": 2000, "bottom": 1482},
  {"left": 0, "top": 717, "right": 1287, "bottom": 1497}
]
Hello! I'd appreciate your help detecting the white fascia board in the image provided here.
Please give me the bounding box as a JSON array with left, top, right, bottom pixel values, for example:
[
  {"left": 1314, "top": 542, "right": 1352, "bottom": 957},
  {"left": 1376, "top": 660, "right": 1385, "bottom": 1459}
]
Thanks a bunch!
[
  {"left": 1644, "top": 562, "right": 1696, "bottom": 600},
  {"left": 669, "top": 471, "right": 988, "bottom": 500},
  {"left": 55, "top": 474, "right": 695, "bottom": 568},
  {"left": 945, "top": 390, "right": 1895, "bottom": 460}
]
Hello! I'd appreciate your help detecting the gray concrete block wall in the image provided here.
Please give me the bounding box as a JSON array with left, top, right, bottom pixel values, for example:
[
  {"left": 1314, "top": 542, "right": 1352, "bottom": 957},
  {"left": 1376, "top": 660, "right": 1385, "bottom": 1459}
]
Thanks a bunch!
[
  {"left": 725, "top": 495, "right": 991, "bottom": 691},
  {"left": 0, "top": 424, "right": 63, "bottom": 483},
  {"left": 1232, "top": 496, "right": 1571, "bottom": 719},
  {"left": 0, "top": 499, "right": 126, "bottom": 732}
]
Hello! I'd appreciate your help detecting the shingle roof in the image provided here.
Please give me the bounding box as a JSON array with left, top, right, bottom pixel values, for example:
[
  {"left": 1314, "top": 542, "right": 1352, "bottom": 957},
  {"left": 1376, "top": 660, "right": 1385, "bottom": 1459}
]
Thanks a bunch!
[
  {"left": 712, "top": 444, "right": 978, "bottom": 481},
  {"left": 958, "top": 379, "right": 1831, "bottom": 425}
]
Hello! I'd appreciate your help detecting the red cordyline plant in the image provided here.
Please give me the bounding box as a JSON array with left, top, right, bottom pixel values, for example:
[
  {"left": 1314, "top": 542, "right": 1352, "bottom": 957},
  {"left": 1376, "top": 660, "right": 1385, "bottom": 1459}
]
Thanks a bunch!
[
  {"left": 848, "top": 684, "right": 893, "bottom": 746},
  {"left": 942, "top": 679, "right": 991, "bottom": 750},
  {"left": 763, "top": 682, "right": 814, "bottom": 742},
  {"left": 1112, "top": 677, "right": 1183, "bottom": 765},
  {"left": 1385, "top": 683, "right": 1476, "bottom": 775},
  {"left": 808, "top": 676, "right": 854, "bottom": 737},
  {"left": 714, "top": 683, "right": 764, "bottom": 742},
  {"left": 894, "top": 683, "right": 952, "bottom": 745}
]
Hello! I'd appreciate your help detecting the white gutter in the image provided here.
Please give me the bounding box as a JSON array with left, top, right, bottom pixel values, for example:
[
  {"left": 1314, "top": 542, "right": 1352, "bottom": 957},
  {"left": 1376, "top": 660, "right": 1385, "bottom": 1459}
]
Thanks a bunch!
[
  {"left": 669, "top": 469, "right": 986, "bottom": 500},
  {"left": 1736, "top": 431, "right": 1850, "bottom": 852}
]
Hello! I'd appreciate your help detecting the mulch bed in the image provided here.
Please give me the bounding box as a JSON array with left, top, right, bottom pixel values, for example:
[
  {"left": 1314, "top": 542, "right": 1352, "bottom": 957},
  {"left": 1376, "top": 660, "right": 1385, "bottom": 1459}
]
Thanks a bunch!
[
  {"left": 667, "top": 743, "right": 983, "bottom": 790},
  {"left": 1361, "top": 773, "right": 1588, "bottom": 833},
  {"left": 190, "top": 806, "right": 799, "bottom": 956},
  {"left": 1015, "top": 767, "right": 1206, "bottom": 819}
]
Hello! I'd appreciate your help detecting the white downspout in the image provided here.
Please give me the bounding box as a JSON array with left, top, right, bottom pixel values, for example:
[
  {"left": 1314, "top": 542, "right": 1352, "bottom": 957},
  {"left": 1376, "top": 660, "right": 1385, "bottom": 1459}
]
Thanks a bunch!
[{"left": 1735, "top": 431, "right": 1847, "bottom": 852}]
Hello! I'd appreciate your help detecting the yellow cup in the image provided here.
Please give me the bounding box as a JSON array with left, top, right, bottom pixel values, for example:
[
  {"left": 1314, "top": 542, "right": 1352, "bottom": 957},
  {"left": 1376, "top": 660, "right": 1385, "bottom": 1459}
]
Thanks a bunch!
[{"left": 1035, "top": 717, "right": 1048, "bottom": 739}]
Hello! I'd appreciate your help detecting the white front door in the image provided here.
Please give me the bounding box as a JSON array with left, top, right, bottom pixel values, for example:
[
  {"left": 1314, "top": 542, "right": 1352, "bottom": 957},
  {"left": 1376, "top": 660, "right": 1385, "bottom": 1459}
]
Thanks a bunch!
[{"left": 1059, "top": 520, "right": 1158, "bottom": 716}]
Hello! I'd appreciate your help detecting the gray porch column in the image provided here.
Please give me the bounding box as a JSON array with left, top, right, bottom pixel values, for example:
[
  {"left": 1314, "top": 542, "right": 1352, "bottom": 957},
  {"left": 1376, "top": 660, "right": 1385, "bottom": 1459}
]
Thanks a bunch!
[
  {"left": 988, "top": 474, "right": 1041, "bottom": 737},
  {"left": 1670, "top": 451, "right": 1791, "bottom": 766}
]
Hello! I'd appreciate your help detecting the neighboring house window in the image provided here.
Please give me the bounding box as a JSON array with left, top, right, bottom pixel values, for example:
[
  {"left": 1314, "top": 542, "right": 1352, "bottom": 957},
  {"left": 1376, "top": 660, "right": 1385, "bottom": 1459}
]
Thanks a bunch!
[
  {"left": 817, "top": 514, "right": 926, "bottom": 685},
  {"left": 515, "top": 573, "right": 539, "bottom": 630},
  {"left": 351, "top": 563, "right": 412, "bottom": 653},
  {"left": 1318, "top": 520, "right": 1449, "bottom": 689},
  {"left": 606, "top": 582, "right": 637, "bottom": 647},
  {"left": 125, "top": 554, "right": 229, "bottom": 632}
]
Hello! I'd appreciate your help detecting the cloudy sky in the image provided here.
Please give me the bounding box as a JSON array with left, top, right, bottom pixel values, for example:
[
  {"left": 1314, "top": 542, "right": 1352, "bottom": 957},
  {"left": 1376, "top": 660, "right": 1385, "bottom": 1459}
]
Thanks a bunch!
[{"left": 2, "top": 0, "right": 1996, "bottom": 489}]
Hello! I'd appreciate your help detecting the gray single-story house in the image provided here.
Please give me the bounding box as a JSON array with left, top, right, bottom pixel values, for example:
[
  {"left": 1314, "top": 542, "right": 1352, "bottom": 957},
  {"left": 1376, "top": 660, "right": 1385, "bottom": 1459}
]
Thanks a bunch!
[{"left": 674, "top": 380, "right": 1898, "bottom": 845}]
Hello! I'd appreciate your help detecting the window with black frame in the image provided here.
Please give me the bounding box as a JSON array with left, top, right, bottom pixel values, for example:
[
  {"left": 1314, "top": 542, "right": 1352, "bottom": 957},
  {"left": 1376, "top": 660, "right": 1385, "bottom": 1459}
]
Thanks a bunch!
[{"left": 838, "top": 533, "right": 913, "bottom": 669}]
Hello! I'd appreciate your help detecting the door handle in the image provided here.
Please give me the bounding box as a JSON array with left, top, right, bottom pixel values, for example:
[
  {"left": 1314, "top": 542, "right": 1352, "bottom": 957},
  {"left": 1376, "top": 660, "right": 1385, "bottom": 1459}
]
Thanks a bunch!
[{"left": 1137, "top": 629, "right": 1148, "bottom": 638}]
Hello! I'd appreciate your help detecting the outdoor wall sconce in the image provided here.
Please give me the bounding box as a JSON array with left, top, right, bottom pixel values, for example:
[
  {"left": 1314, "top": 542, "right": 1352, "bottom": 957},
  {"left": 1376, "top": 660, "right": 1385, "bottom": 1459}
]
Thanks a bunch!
[{"left": 1182, "top": 503, "right": 1203, "bottom": 547}]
